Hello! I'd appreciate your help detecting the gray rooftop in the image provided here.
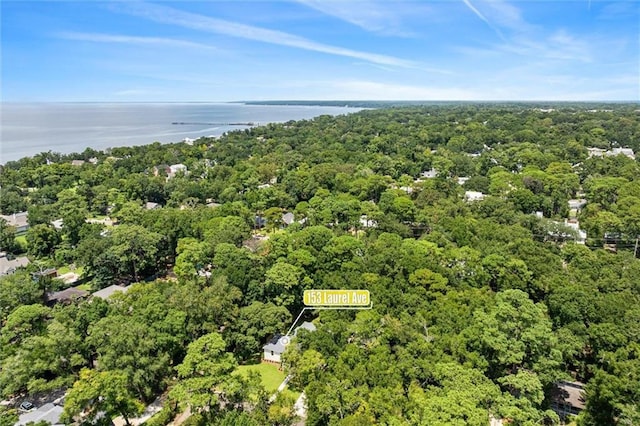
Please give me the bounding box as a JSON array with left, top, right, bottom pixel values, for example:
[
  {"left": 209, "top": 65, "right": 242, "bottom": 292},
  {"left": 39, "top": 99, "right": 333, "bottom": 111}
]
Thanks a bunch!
[
  {"left": 0, "top": 212, "right": 28, "bottom": 229},
  {"left": 47, "top": 287, "right": 90, "bottom": 303},
  {"left": 0, "top": 255, "right": 30, "bottom": 276},
  {"left": 263, "top": 322, "right": 317, "bottom": 354},
  {"left": 92, "top": 285, "right": 129, "bottom": 300},
  {"left": 282, "top": 212, "right": 295, "bottom": 225},
  {"left": 263, "top": 334, "right": 286, "bottom": 355},
  {"left": 294, "top": 321, "right": 317, "bottom": 335},
  {"left": 552, "top": 380, "right": 586, "bottom": 410}
]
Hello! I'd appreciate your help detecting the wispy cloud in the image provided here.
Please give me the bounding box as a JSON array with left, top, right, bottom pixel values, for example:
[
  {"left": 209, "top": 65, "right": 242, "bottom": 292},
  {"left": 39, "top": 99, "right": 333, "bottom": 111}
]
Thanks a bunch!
[
  {"left": 461, "top": 0, "right": 505, "bottom": 40},
  {"left": 114, "top": 88, "right": 164, "bottom": 97},
  {"left": 294, "top": 0, "right": 415, "bottom": 35},
  {"left": 483, "top": 0, "right": 534, "bottom": 33},
  {"left": 57, "top": 32, "right": 216, "bottom": 50},
  {"left": 114, "top": 2, "right": 417, "bottom": 68},
  {"left": 500, "top": 30, "right": 593, "bottom": 63},
  {"left": 458, "top": 0, "right": 594, "bottom": 64},
  {"left": 329, "top": 80, "right": 481, "bottom": 100}
]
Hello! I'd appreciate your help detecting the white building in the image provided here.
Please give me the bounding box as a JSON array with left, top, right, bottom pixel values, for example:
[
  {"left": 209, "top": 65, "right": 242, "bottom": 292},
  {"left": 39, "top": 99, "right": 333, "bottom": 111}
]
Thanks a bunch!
[
  {"left": 282, "top": 212, "right": 295, "bottom": 226},
  {"left": 568, "top": 199, "right": 587, "bottom": 211},
  {"left": 464, "top": 191, "right": 486, "bottom": 202},
  {"left": 0, "top": 211, "right": 29, "bottom": 234},
  {"left": 168, "top": 164, "right": 188, "bottom": 178},
  {"left": 606, "top": 147, "right": 635, "bottom": 160},
  {"left": 360, "top": 215, "right": 378, "bottom": 228},
  {"left": 564, "top": 220, "right": 587, "bottom": 244},
  {"left": 263, "top": 321, "right": 316, "bottom": 364},
  {"left": 420, "top": 168, "right": 438, "bottom": 179},
  {"left": 588, "top": 147, "right": 635, "bottom": 160}
]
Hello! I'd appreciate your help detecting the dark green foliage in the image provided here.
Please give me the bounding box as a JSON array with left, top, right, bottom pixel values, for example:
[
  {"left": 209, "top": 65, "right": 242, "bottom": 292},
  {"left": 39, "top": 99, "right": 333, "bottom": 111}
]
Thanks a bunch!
[{"left": 0, "top": 104, "right": 638, "bottom": 424}]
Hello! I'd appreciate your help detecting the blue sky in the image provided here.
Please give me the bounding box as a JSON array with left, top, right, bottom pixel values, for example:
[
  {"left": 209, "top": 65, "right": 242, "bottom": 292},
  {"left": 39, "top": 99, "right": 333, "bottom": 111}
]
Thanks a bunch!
[{"left": 2, "top": 0, "right": 638, "bottom": 101}]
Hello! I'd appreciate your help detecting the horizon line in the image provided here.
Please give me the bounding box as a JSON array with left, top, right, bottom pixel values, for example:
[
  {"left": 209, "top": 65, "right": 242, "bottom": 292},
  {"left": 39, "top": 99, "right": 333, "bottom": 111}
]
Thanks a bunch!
[{"left": 2, "top": 100, "right": 639, "bottom": 104}]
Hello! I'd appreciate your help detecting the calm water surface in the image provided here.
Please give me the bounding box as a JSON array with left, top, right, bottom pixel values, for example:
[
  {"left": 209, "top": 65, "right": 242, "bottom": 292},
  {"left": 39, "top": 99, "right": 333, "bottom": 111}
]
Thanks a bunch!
[{"left": 0, "top": 103, "right": 361, "bottom": 163}]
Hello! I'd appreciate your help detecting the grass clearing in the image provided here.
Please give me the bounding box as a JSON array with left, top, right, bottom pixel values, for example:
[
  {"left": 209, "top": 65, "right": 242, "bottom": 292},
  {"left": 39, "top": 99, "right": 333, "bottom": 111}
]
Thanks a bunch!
[
  {"left": 74, "top": 283, "right": 92, "bottom": 291},
  {"left": 281, "top": 388, "right": 300, "bottom": 402},
  {"left": 57, "top": 265, "right": 84, "bottom": 275},
  {"left": 235, "top": 363, "right": 286, "bottom": 393},
  {"left": 15, "top": 235, "right": 27, "bottom": 249}
]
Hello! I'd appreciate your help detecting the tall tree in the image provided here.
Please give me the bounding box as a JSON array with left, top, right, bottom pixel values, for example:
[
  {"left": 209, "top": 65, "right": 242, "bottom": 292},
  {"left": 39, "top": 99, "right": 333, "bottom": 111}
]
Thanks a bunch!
[
  {"left": 169, "top": 333, "right": 239, "bottom": 416},
  {"left": 62, "top": 369, "right": 144, "bottom": 426}
]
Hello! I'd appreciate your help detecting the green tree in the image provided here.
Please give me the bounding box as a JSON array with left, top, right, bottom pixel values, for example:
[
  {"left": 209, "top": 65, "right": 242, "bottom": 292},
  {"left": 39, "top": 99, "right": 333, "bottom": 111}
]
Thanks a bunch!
[
  {"left": 203, "top": 216, "right": 251, "bottom": 248},
  {"left": 467, "top": 290, "right": 562, "bottom": 388},
  {"left": 62, "top": 368, "right": 144, "bottom": 426},
  {"left": 406, "top": 363, "right": 501, "bottom": 426},
  {"left": 0, "top": 272, "right": 42, "bottom": 322},
  {"left": 264, "top": 261, "right": 307, "bottom": 308},
  {"left": 173, "top": 237, "right": 211, "bottom": 280},
  {"left": 169, "top": 333, "right": 239, "bottom": 416},
  {"left": 25, "top": 224, "right": 60, "bottom": 258},
  {"left": 87, "top": 313, "right": 175, "bottom": 400},
  {"left": 0, "top": 218, "right": 18, "bottom": 253},
  {"left": 55, "top": 189, "right": 89, "bottom": 245},
  {"left": 227, "top": 302, "right": 292, "bottom": 361}
]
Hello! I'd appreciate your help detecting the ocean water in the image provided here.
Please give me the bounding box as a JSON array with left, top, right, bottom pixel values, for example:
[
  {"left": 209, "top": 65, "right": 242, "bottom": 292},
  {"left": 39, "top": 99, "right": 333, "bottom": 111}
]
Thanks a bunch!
[{"left": 0, "top": 103, "right": 361, "bottom": 164}]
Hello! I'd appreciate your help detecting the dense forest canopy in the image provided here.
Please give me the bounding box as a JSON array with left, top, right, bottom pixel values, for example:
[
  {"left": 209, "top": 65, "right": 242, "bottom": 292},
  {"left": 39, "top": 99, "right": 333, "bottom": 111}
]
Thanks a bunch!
[{"left": 1, "top": 104, "right": 639, "bottom": 426}]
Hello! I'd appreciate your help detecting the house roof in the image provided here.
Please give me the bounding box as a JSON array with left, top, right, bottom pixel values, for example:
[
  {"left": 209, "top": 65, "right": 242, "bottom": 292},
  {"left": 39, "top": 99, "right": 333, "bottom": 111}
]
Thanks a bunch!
[
  {"left": 552, "top": 381, "right": 586, "bottom": 410},
  {"left": 0, "top": 255, "right": 30, "bottom": 275},
  {"left": 263, "top": 322, "right": 317, "bottom": 354},
  {"left": 568, "top": 199, "right": 587, "bottom": 208},
  {"left": 263, "top": 334, "right": 286, "bottom": 355},
  {"left": 47, "top": 287, "right": 89, "bottom": 303},
  {"left": 420, "top": 169, "right": 438, "bottom": 178},
  {"left": 0, "top": 211, "right": 28, "bottom": 228},
  {"left": 92, "top": 285, "right": 129, "bottom": 300},
  {"left": 282, "top": 212, "right": 295, "bottom": 225},
  {"left": 294, "top": 321, "right": 317, "bottom": 335},
  {"left": 169, "top": 164, "right": 187, "bottom": 173},
  {"left": 465, "top": 191, "right": 485, "bottom": 201}
]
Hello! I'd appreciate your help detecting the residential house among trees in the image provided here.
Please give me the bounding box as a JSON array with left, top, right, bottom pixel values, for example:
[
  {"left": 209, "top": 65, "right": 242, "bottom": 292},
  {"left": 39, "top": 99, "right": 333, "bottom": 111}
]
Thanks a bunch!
[
  {"left": 0, "top": 252, "right": 29, "bottom": 276},
  {"left": 263, "top": 321, "right": 316, "bottom": 364},
  {"left": 1, "top": 211, "right": 29, "bottom": 234},
  {"left": 550, "top": 381, "right": 586, "bottom": 421}
]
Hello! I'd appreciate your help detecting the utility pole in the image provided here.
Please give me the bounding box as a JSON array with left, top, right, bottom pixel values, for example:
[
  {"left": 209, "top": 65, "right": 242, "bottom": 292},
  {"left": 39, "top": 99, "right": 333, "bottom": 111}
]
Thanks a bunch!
[{"left": 634, "top": 235, "right": 639, "bottom": 258}]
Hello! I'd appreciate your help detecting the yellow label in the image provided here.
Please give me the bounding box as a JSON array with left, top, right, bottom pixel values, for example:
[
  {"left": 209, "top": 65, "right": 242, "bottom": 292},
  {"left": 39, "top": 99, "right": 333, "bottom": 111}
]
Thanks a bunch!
[{"left": 303, "top": 290, "right": 370, "bottom": 306}]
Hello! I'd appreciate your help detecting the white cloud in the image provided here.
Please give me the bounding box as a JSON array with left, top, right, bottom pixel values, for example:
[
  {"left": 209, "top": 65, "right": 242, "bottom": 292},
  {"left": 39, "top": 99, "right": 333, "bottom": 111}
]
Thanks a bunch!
[
  {"left": 114, "top": 89, "right": 164, "bottom": 97},
  {"left": 57, "top": 32, "right": 216, "bottom": 50},
  {"left": 461, "top": 0, "right": 505, "bottom": 40},
  {"left": 115, "top": 2, "right": 418, "bottom": 68},
  {"left": 483, "top": 0, "right": 534, "bottom": 33},
  {"left": 327, "top": 80, "right": 482, "bottom": 100},
  {"left": 294, "top": 0, "right": 416, "bottom": 35},
  {"left": 498, "top": 31, "right": 593, "bottom": 63}
]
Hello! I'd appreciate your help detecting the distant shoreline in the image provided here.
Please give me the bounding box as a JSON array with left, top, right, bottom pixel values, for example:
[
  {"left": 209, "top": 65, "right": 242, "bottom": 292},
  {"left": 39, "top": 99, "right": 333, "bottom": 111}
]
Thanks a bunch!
[
  {"left": 0, "top": 103, "right": 362, "bottom": 164},
  {"left": 240, "top": 100, "right": 640, "bottom": 108}
]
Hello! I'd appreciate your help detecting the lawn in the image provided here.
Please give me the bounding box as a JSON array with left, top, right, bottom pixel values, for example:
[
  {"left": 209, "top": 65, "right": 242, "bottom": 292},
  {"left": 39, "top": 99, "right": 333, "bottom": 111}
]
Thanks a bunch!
[
  {"left": 57, "top": 265, "right": 84, "bottom": 275},
  {"left": 235, "top": 363, "right": 286, "bottom": 393},
  {"left": 15, "top": 235, "right": 27, "bottom": 249}
]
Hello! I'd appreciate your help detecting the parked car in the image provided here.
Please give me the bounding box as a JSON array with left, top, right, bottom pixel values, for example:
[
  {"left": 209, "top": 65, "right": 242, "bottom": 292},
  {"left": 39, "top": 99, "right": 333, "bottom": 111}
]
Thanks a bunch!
[{"left": 19, "top": 401, "right": 34, "bottom": 411}]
